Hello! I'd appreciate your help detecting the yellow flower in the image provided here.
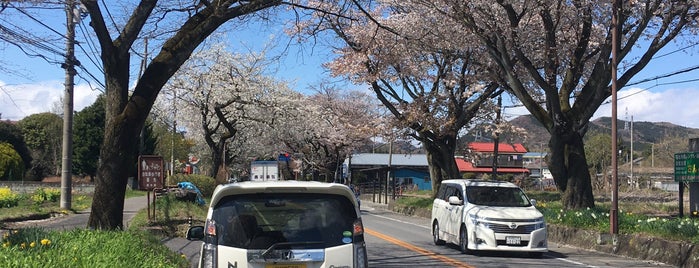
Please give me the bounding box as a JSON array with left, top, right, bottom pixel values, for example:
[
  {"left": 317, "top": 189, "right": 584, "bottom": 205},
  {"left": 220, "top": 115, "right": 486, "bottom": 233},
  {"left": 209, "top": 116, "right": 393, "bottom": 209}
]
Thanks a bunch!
[
  {"left": 180, "top": 254, "right": 187, "bottom": 259},
  {"left": 41, "top": 239, "right": 51, "bottom": 246},
  {"left": 2, "top": 242, "right": 9, "bottom": 248},
  {"left": 30, "top": 241, "right": 36, "bottom": 248},
  {"left": 20, "top": 242, "right": 26, "bottom": 249}
]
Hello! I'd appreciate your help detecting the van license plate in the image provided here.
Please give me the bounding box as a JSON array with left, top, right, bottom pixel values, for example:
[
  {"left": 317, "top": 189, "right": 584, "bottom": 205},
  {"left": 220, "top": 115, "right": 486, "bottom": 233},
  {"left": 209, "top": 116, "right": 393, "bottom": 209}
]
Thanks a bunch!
[
  {"left": 266, "top": 264, "right": 306, "bottom": 268},
  {"left": 505, "top": 236, "right": 521, "bottom": 245}
]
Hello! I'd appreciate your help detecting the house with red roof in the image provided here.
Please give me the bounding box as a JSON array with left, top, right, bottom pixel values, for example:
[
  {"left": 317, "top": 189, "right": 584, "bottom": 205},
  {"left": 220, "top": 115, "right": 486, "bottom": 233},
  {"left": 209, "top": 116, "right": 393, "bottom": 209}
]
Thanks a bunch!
[{"left": 456, "top": 142, "right": 530, "bottom": 178}]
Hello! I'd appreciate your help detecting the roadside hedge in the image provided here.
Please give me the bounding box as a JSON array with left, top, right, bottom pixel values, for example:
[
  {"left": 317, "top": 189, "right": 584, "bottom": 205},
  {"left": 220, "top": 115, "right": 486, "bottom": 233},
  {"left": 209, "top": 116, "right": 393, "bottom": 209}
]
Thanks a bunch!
[{"left": 168, "top": 174, "right": 216, "bottom": 198}]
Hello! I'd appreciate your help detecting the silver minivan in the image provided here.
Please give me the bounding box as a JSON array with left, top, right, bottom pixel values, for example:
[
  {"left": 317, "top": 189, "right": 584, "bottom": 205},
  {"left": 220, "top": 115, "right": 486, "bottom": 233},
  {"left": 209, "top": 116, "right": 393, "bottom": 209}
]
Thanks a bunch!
[
  {"left": 431, "top": 179, "right": 547, "bottom": 257},
  {"left": 186, "top": 180, "right": 369, "bottom": 268}
]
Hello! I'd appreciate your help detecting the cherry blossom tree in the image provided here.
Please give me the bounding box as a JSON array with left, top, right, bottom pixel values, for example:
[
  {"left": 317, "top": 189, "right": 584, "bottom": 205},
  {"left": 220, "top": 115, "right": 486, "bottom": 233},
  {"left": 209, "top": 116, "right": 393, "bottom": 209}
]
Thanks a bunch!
[
  {"left": 162, "top": 44, "right": 300, "bottom": 183},
  {"left": 80, "top": 0, "right": 288, "bottom": 230},
  {"left": 415, "top": 0, "right": 699, "bottom": 208},
  {"left": 293, "top": 86, "right": 381, "bottom": 182},
  {"left": 301, "top": 0, "right": 503, "bottom": 193}
]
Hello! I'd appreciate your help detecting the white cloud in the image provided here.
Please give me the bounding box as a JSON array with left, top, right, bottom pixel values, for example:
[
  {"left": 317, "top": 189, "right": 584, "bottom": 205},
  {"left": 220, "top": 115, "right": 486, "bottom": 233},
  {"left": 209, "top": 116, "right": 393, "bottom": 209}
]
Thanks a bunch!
[
  {"left": 503, "top": 87, "right": 699, "bottom": 129},
  {"left": 594, "top": 87, "right": 699, "bottom": 128},
  {"left": 0, "top": 80, "right": 101, "bottom": 121}
]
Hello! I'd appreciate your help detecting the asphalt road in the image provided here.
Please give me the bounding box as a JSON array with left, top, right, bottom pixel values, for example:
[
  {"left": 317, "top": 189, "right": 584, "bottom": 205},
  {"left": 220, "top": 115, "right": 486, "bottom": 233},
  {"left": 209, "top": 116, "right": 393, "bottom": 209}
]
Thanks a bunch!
[{"left": 3, "top": 196, "right": 673, "bottom": 268}]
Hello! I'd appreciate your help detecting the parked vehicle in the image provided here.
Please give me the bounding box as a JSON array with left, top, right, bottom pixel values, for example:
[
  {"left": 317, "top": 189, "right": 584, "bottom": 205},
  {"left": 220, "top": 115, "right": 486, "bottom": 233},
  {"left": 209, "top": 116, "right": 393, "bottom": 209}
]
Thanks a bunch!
[
  {"left": 186, "top": 180, "right": 368, "bottom": 268},
  {"left": 250, "top": 160, "right": 280, "bottom": 181},
  {"left": 431, "top": 179, "right": 547, "bottom": 257}
]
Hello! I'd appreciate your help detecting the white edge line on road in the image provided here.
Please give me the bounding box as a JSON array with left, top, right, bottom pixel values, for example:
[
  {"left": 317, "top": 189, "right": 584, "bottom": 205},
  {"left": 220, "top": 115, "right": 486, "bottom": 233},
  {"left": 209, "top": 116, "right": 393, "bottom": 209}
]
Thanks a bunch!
[
  {"left": 553, "top": 257, "right": 598, "bottom": 268},
  {"left": 364, "top": 210, "right": 431, "bottom": 230}
]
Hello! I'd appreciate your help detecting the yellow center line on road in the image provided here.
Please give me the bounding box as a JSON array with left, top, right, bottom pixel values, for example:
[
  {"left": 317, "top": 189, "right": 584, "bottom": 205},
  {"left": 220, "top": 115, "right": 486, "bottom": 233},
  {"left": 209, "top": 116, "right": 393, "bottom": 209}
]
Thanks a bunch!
[{"left": 364, "top": 228, "right": 475, "bottom": 268}]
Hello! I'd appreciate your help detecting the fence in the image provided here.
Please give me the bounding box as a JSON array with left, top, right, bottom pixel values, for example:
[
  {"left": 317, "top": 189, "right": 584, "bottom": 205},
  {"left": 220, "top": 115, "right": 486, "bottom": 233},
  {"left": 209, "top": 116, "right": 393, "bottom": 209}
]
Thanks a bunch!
[{"left": 0, "top": 181, "right": 95, "bottom": 194}]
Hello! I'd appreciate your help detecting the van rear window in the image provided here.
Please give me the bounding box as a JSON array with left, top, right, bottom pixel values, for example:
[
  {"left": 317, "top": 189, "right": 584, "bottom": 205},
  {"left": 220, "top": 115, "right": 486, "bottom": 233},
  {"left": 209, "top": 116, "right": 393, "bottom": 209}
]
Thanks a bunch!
[{"left": 212, "top": 193, "right": 358, "bottom": 249}]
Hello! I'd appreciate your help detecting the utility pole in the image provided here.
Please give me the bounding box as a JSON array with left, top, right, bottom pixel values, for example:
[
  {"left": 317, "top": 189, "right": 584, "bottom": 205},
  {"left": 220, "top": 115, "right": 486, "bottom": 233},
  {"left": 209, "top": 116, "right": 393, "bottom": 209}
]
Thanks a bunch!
[
  {"left": 492, "top": 96, "right": 502, "bottom": 180},
  {"left": 386, "top": 138, "right": 393, "bottom": 204},
  {"left": 610, "top": 0, "right": 621, "bottom": 236},
  {"left": 630, "top": 115, "right": 634, "bottom": 188},
  {"left": 171, "top": 91, "right": 177, "bottom": 178},
  {"left": 60, "top": 0, "right": 78, "bottom": 210}
]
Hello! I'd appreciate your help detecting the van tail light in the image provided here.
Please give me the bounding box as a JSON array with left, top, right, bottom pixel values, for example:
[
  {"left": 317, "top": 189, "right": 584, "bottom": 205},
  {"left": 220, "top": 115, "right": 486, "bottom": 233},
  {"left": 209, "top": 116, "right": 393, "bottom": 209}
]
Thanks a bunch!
[
  {"left": 353, "top": 218, "right": 364, "bottom": 237},
  {"left": 353, "top": 218, "right": 368, "bottom": 268},
  {"left": 201, "top": 219, "right": 218, "bottom": 268},
  {"left": 205, "top": 219, "right": 217, "bottom": 236}
]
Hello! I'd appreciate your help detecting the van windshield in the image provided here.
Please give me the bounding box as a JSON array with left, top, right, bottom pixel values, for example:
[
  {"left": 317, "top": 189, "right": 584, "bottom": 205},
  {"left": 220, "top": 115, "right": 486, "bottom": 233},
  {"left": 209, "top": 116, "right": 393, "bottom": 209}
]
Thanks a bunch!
[
  {"left": 212, "top": 193, "right": 358, "bottom": 249},
  {"left": 465, "top": 186, "right": 531, "bottom": 207}
]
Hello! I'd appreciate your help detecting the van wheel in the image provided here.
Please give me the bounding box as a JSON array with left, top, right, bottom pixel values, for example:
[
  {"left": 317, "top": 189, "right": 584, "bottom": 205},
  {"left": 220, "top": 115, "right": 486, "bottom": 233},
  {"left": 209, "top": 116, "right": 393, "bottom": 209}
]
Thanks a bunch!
[
  {"left": 432, "top": 222, "right": 445, "bottom": 245},
  {"left": 459, "top": 225, "right": 470, "bottom": 254}
]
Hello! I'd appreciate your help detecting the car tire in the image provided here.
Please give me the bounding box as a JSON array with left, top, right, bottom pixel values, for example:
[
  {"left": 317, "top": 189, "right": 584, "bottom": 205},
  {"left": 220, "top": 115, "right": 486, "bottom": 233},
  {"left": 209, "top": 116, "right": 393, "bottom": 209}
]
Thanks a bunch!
[
  {"left": 459, "top": 225, "right": 470, "bottom": 254},
  {"left": 433, "top": 221, "right": 445, "bottom": 245}
]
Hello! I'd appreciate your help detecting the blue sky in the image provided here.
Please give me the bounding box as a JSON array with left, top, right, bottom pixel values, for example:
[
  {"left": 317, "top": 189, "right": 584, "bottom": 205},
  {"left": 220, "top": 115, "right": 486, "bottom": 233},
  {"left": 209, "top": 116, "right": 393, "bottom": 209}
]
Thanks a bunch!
[{"left": 1, "top": 5, "right": 699, "bottom": 129}]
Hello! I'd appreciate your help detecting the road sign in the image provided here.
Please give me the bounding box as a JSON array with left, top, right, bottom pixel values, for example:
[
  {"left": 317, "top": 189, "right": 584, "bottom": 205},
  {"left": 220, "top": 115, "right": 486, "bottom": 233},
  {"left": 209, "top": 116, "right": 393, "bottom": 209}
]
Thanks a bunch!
[
  {"left": 138, "top": 155, "right": 164, "bottom": 190},
  {"left": 675, "top": 152, "right": 699, "bottom": 182}
]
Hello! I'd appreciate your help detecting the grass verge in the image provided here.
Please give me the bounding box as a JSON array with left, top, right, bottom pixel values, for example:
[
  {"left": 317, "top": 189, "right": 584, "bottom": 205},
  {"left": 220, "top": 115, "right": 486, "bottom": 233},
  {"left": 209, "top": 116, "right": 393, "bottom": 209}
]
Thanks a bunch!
[
  {"left": 1, "top": 188, "right": 188, "bottom": 268},
  {"left": 1, "top": 227, "right": 188, "bottom": 268}
]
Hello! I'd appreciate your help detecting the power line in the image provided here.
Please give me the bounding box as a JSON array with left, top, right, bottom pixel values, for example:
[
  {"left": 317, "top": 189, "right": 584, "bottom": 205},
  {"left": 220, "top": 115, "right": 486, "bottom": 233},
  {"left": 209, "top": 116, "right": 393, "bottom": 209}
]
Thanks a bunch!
[
  {"left": 653, "top": 42, "right": 699, "bottom": 59},
  {"left": 626, "top": 64, "right": 699, "bottom": 87},
  {"left": 0, "top": 23, "right": 65, "bottom": 62},
  {"left": 8, "top": 2, "right": 67, "bottom": 39}
]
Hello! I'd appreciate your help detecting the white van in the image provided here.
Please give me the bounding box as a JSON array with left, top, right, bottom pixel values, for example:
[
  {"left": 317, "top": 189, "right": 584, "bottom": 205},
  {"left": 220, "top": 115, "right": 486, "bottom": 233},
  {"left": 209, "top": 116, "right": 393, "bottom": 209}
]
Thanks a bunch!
[
  {"left": 186, "top": 180, "right": 369, "bottom": 268},
  {"left": 431, "top": 179, "right": 547, "bottom": 257}
]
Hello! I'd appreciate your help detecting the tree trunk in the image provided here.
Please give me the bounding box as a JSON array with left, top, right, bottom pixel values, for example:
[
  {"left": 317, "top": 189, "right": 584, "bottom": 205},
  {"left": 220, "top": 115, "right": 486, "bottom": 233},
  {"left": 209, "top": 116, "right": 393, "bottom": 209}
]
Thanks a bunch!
[
  {"left": 423, "top": 139, "right": 460, "bottom": 198},
  {"left": 209, "top": 141, "right": 223, "bottom": 182},
  {"left": 88, "top": 114, "right": 141, "bottom": 229},
  {"left": 548, "top": 127, "right": 595, "bottom": 209}
]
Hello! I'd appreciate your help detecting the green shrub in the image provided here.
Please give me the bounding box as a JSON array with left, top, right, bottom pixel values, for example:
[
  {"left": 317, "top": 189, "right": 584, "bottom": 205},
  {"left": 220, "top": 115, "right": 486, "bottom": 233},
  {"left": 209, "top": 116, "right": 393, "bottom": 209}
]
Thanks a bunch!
[
  {"left": 0, "top": 187, "right": 20, "bottom": 208},
  {"left": 31, "top": 188, "right": 61, "bottom": 205},
  {"left": 0, "top": 142, "right": 24, "bottom": 181},
  {"left": 168, "top": 174, "right": 216, "bottom": 198}
]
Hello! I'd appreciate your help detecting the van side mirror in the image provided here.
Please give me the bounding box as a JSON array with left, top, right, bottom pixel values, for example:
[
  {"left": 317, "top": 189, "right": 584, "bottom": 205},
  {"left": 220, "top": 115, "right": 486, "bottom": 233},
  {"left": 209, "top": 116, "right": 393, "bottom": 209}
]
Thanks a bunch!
[
  {"left": 448, "top": 196, "right": 463, "bottom": 205},
  {"left": 186, "top": 226, "right": 205, "bottom": 241},
  {"left": 530, "top": 199, "right": 537, "bottom": 207}
]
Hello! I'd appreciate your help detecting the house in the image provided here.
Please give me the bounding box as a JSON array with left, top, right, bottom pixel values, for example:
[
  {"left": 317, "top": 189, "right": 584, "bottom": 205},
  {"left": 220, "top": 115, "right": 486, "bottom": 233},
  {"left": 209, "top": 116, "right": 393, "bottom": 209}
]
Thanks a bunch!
[
  {"left": 455, "top": 142, "right": 530, "bottom": 179},
  {"left": 522, "top": 152, "right": 556, "bottom": 189},
  {"left": 522, "top": 152, "right": 550, "bottom": 179},
  {"left": 343, "top": 153, "right": 431, "bottom": 190},
  {"left": 344, "top": 142, "right": 531, "bottom": 192}
]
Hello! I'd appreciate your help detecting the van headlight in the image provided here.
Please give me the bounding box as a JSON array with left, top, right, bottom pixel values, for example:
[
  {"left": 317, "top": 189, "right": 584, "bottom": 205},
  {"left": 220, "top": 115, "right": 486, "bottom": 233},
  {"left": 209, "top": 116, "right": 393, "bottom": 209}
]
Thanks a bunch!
[
  {"left": 534, "top": 217, "right": 546, "bottom": 229},
  {"left": 469, "top": 214, "right": 489, "bottom": 228}
]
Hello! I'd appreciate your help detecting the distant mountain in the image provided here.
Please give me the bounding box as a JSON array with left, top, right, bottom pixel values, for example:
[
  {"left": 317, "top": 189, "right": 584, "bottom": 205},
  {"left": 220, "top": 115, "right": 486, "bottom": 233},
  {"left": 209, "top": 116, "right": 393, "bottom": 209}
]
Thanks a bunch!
[{"left": 508, "top": 115, "right": 699, "bottom": 151}]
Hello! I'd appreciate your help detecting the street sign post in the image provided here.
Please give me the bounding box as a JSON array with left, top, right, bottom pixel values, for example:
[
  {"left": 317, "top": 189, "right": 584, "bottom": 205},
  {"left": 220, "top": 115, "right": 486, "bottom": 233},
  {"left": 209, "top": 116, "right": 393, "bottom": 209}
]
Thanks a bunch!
[
  {"left": 675, "top": 152, "right": 699, "bottom": 182},
  {"left": 138, "top": 155, "right": 164, "bottom": 190},
  {"left": 138, "top": 155, "right": 164, "bottom": 222}
]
